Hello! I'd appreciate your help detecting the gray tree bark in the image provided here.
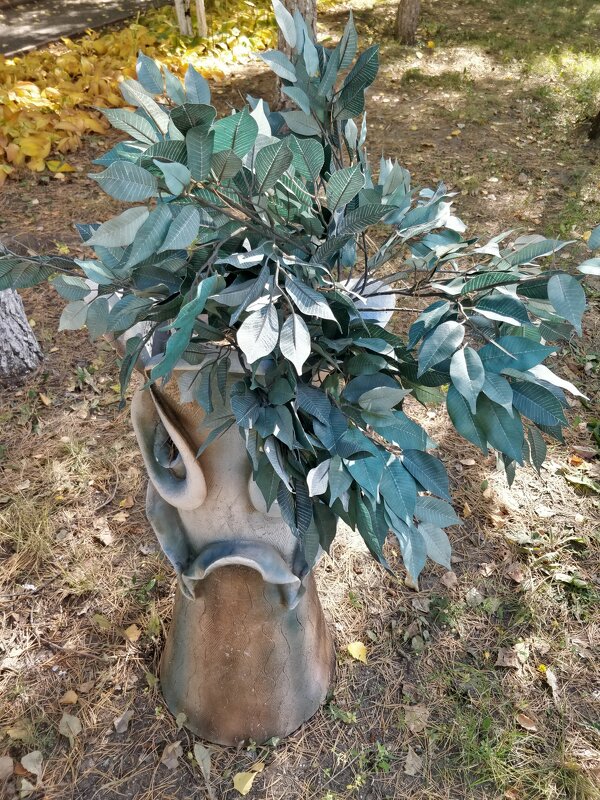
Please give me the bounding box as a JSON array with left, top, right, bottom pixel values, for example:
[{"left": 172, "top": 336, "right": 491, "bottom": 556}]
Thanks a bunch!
[
  {"left": 0, "top": 289, "right": 42, "bottom": 386},
  {"left": 396, "top": 0, "right": 420, "bottom": 45}
]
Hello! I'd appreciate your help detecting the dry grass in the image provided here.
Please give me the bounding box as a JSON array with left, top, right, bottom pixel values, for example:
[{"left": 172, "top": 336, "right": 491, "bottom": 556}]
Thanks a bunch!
[{"left": 1, "top": 0, "right": 600, "bottom": 797}]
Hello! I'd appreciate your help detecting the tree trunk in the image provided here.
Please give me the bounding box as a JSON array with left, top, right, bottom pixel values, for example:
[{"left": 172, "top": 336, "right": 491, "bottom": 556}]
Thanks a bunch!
[
  {"left": 173, "top": 0, "right": 193, "bottom": 36},
  {"left": 0, "top": 289, "right": 42, "bottom": 386},
  {"left": 195, "top": 0, "right": 207, "bottom": 37},
  {"left": 396, "top": 0, "right": 420, "bottom": 45}
]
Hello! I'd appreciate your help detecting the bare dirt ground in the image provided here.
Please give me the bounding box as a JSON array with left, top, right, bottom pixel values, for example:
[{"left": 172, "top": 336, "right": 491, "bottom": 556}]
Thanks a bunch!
[{"left": 1, "top": 1, "right": 599, "bottom": 798}]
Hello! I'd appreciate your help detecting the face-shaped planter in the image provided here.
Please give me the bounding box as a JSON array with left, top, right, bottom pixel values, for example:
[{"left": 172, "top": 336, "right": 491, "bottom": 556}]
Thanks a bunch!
[{"left": 130, "top": 368, "right": 335, "bottom": 745}]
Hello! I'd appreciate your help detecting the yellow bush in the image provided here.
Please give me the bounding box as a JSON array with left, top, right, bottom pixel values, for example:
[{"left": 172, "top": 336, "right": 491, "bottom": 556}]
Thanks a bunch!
[{"left": 0, "top": 0, "right": 275, "bottom": 184}]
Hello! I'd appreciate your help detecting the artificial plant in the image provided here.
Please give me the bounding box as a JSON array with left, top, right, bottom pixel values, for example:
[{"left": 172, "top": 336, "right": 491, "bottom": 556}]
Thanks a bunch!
[{"left": 1, "top": 1, "right": 598, "bottom": 580}]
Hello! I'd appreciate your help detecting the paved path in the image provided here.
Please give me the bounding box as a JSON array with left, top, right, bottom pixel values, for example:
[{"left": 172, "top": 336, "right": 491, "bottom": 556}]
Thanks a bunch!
[{"left": 0, "top": 0, "right": 164, "bottom": 56}]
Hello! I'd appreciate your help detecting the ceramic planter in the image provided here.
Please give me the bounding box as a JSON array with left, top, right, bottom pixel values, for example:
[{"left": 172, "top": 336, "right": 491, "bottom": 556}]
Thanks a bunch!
[{"left": 130, "top": 363, "right": 336, "bottom": 745}]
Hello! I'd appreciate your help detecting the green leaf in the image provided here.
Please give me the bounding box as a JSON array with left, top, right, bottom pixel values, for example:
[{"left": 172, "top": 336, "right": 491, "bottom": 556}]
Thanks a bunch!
[
  {"left": 578, "top": 258, "right": 600, "bottom": 276},
  {"left": 288, "top": 135, "right": 324, "bottom": 181},
  {"left": 389, "top": 517, "right": 426, "bottom": 580},
  {"left": 213, "top": 108, "right": 258, "bottom": 158},
  {"left": 380, "top": 457, "right": 416, "bottom": 525},
  {"left": 281, "top": 110, "right": 321, "bottom": 136},
  {"left": 402, "top": 450, "right": 450, "bottom": 500},
  {"left": 418, "top": 321, "right": 464, "bottom": 377},
  {"left": 272, "top": 0, "right": 296, "bottom": 47},
  {"left": 477, "top": 395, "right": 524, "bottom": 464},
  {"left": 527, "top": 426, "right": 547, "bottom": 474},
  {"left": 446, "top": 385, "right": 487, "bottom": 453},
  {"left": 171, "top": 103, "right": 216, "bottom": 134},
  {"left": 58, "top": 300, "right": 88, "bottom": 331},
  {"left": 158, "top": 207, "right": 200, "bottom": 252},
  {"left": 255, "top": 140, "right": 293, "bottom": 193},
  {"left": 415, "top": 496, "right": 460, "bottom": 527},
  {"left": 478, "top": 336, "right": 554, "bottom": 373},
  {"left": 100, "top": 108, "right": 158, "bottom": 144},
  {"left": 373, "top": 411, "right": 433, "bottom": 451},
  {"left": 89, "top": 161, "right": 157, "bottom": 202},
  {"left": 313, "top": 501, "right": 338, "bottom": 552},
  {"left": 588, "top": 224, "right": 600, "bottom": 250},
  {"left": 86, "top": 296, "right": 109, "bottom": 341},
  {"left": 338, "top": 11, "right": 358, "bottom": 70},
  {"left": 326, "top": 165, "right": 365, "bottom": 212},
  {"left": 340, "top": 204, "right": 389, "bottom": 234},
  {"left": 475, "top": 293, "right": 530, "bottom": 326},
  {"left": 259, "top": 50, "right": 296, "bottom": 82},
  {"left": 511, "top": 381, "right": 566, "bottom": 427},
  {"left": 154, "top": 160, "right": 191, "bottom": 196},
  {"left": 450, "top": 346, "right": 484, "bottom": 414},
  {"left": 285, "top": 275, "right": 336, "bottom": 320},
  {"left": 281, "top": 85, "right": 311, "bottom": 114},
  {"left": 504, "top": 238, "right": 569, "bottom": 266},
  {"left": 318, "top": 47, "right": 340, "bottom": 97},
  {"left": 280, "top": 314, "right": 311, "bottom": 375},
  {"left": 482, "top": 371, "right": 513, "bottom": 414},
  {"left": 126, "top": 206, "right": 172, "bottom": 267},
  {"left": 184, "top": 64, "right": 211, "bottom": 104},
  {"left": 210, "top": 149, "right": 243, "bottom": 181},
  {"left": 136, "top": 52, "right": 163, "bottom": 95},
  {"left": 85, "top": 207, "right": 149, "bottom": 248},
  {"left": 461, "top": 271, "right": 518, "bottom": 293},
  {"left": 547, "top": 273, "right": 585, "bottom": 335},
  {"left": 107, "top": 295, "right": 152, "bottom": 332},
  {"left": 237, "top": 304, "right": 280, "bottom": 365},
  {"left": 334, "top": 45, "right": 379, "bottom": 120},
  {"left": 419, "top": 523, "right": 451, "bottom": 569},
  {"left": 51, "top": 275, "right": 90, "bottom": 301},
  {"left": 307, "top": 459, "right": 331, "bottom": 497},
  {"left": 163, "top": 65, "right": 185, "bottom": 105},
  {"left": 139, "top": 140, "right": 187, "bottom": 165},
  {"left": 358, "top": 386, "right": 409, "bottom": 413},
  {"left": 119, "top": 79, "right": 170, "bottom": 133}
]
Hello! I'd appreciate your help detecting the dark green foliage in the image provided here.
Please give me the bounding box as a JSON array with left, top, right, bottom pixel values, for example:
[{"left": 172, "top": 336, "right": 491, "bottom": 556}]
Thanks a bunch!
[{"left": 0, "top": 9, "right": 595, "bottom": 580}]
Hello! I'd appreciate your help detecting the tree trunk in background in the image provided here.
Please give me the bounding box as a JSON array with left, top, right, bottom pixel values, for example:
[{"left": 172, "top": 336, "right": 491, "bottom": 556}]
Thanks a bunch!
[
  {"left": 195, "top": 0, "right": 207, "bottom": 37},
  {"left": 277, "top": 0, "right": 317, "bottom": 59},
  {"left": 0, "top": 289, "right": 42, "bottom": 386},
  {"left": 589, "top": 109, "right": 600, "bottom": 140},
  {"left": 396, "top": 0, "right": 420, "bottom": 45},
  {"left": 173, "top": 0, "right": 193, "bottom": 36}
]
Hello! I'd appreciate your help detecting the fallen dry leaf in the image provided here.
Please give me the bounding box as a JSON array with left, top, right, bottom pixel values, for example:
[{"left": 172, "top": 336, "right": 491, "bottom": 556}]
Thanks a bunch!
[
  {"left": 347, "top": 641, "right": 368, "bottom": 664},
  {"left": 495, "top": 648, "right": 521, "bottom": 669},
  {"left": 535, "top": 504, "right": 555, "bottom": 518},
  {"left": 175, "top": 712, "right": 187, "bottom": 730},
  {"left": 119, "top": 495, "right": 135, "bottom": 509},
  {"left": 404, "top": 746, "right": 423, "bottom": 776},
  {"left": 20, "top": 751, "right": 43, "bottom": 782},
  {"left": 404, "top": 704, "right": 429, "bottom": 734},
  {"left": 506, "top": 563, "right": 525, "bottom": 584},
  {"left": 544, "top": 667, "right": 559, "bottom": 703},
  {"left": 516, "top": 713, "right": 537, "bottom": 732},
  {"left": 441, "top": 571, "right": 458, "bottom": 589},
  {"left": 113, "top": 709, "right": 134, "bottom": 734},
  {"left": 59, "top": 690, "right": 78, "bottom": 705},
  {"left": 462, "top": 502, "right": 472, "bottom": 518},
  {"left": 19, "top": 777, "right": 37, "bottom": 797},
  {"left": 92, "top": 517, "right": 114, "bottom": 546},
  {"left": 0, "top": 756, "right": 13, "bottom": 780},
  {"left": 232, "top": 762, "right": 264, "bottom": 796},
  {"left": 38, "top": 393, "right": 51, "bottom": 407},
  {"left": 160, "top": 741, "right": 182, "bottom": 770},
  {"left": 411, "top": 597, "right": 430, "bottom": 613},
  {"left": 124, "top": 624, "right": 141, "bottom": 643},
  {"left": 77, "top": 680, "right": 95, "bottom": 694},
  {"left": 58, "top": 712, "right": 82, "bottom": 745},
  {"left": 6, "top": 721, "right": 29, "bottom": 740},
  {"left": 194, "top": 743, "right": 216, "bottom": 800},
  {"left": 465, "top": 587, "right": 484, "bottom": 608}
]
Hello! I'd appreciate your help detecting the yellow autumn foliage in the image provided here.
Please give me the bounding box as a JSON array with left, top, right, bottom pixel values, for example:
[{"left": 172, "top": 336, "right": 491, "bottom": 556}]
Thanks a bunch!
[{"left": 0, "top": 0, "right": 275, "bottom": 185}]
